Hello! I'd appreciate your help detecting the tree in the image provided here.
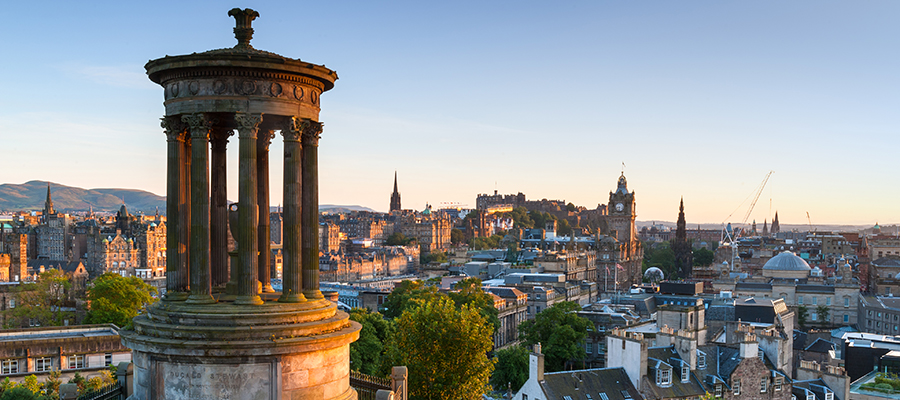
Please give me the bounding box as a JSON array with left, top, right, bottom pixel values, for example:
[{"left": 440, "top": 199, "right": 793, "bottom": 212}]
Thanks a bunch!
[
  {"left": 383, "top": 296, "right": 495, "bottom": 400},
  {"left": 566, "top": 202, "right": 577, "bottom": 212},
  {"left": 448, "top": 278, "right": 500, "bottom": 331},
  {"left": 797, "top": 306, "right": 809, "bottom": 327},
  {"left": 5, "top": 269, "right": 73, "bottom": 328},
  {"left": 385, "top": 232, "right": 414, "bottom": 246},
  {"left": 693, "top": 248, "right": 714, "bottom": 266},
  {"left": 421, "top": 251, "right": 448, "bottom": 264},
  {"left": 450, "top": 228, "right": 465, "bottom": 244},
  {"left": 44, "top": 369, "right": 61, "bottom": 397},
  {"left": 519, "top": 301, "right": 592, "bottom": 372},
  {"left": 84, "top": 273, "right": 157, "bottom": 328},
  {"left": 380, "top": 280, "right": 440, "bottom": 319},
  {"left": 0, "top": 387, "right": 40, "bottom": 400},
  {"left": 349, "top": 308, "right": 394, "bottom": 376},
  {"left": 469, "top": 234, "right": 503, "bottom": 250},
  {"left": 557, "top": 219, "right": 573, "bottom": 236},
  {"left": 508, "top": 207, "right": 534, "bottom": 229},
  {"left": 491, "top": 345, "right": 529, "bottom": 392},
  {"left": 643, "top": 243, "right": 677, "bottom": 280},
  {"left": 816, "top": 305, "right": 830, "bottom": 325},
  {"left": 85, "top": 370, "right": 115, "bottom": 391},
  {"left": 68, "top": 373, "right": 86, "bottom": 392}
]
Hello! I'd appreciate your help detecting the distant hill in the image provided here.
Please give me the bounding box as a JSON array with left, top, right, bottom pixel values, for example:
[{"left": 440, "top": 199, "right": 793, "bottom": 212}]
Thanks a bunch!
[
  {"left": 0, "top": 181, "right": 165, "bottom": 213},
  {"left": 319, "top": 204, "right": 377, "bottom": 214},
  {"left": 0, "top": 181, "right": 377, "bottom": 215}
]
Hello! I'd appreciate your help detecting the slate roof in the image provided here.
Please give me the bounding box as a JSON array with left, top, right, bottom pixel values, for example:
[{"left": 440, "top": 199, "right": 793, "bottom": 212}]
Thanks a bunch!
[
  {"left": 706, "top": 305, "right": 735, "bottom": 322},
  {"left": 487, "top": 287, "right": 526, "bottom": 299},
  {"left": 646, "top": 347, "right": 707, "bottom": 399},
  {"left": 735, "top": 282, "right": 773, "bottom": 291},
  {"left": 27, "top": 260, "right": 85, "bottom": 274},
  {"left": 804, "top": 338, "right": 836, "bottom": 353},
  {"left": 793, "top": 380, "right": 833, "bottom": 400},
  {"left": 716, "top": 346, "right": 742, "bottom": 383},
  {"left": 541, "top": 367, "right": 642, "bottom": 400},
  {"left": 796, "top": 285, "right": 835, "bottom": 294},
  {"left": 794, "top": 330, "right": 809, "bottom": 350}
]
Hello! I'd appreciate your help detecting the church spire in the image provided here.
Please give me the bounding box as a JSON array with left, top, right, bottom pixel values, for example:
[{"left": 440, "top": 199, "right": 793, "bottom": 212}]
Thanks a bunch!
[
  {"left": 672, "top": 197, "right": 692, "bottom": 279},
  {"left": 390, "top": 171, "right": 402, "bottom": 212},
  {"left": 44, "top": 183, "right": 55, "bottom": 217},
  {"left": 772, "top": 212, "right": 780, "bottom": 234}
]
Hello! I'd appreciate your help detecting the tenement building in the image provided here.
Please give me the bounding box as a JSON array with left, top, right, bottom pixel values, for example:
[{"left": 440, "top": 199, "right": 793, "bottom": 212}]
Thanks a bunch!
[{"left": 119, "top": 9, "right": 359, "bottom": 399}]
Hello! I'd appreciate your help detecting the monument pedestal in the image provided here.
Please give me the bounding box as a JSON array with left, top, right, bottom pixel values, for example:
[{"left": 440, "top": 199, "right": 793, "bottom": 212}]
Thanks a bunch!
[{"left": 121, "top": 299, "right": 360, "bottom": 400}]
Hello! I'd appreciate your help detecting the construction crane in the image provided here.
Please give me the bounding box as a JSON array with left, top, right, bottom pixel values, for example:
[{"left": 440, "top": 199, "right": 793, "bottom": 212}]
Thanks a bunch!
[
  {"left": 741, "top": 170, "right": 774, "bottom": 228},
  {"left": 721, "top": 171, "right": 774, "bottom": 238},
  {"left": 806, "top": 211, "right": 815, "bottom": 232}
]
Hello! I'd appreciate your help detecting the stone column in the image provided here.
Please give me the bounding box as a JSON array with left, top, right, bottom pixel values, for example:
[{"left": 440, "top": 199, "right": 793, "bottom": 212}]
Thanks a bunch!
[
  {"left": 278, "top": 118, "right": 305, "bottom": 303},
  {"left": 257, "top": 130, "right": 275, "bottom": 293},
  {"left": 234, "top": 113, "right": 264, "bottom": 305},
  {"left": 301, "top": 119, "right": 323, "bottom": 300},
  {"left": 210, "top": 129, "right": 231, "bottom": 288},
  {"left": 182, "top": 113, "right": 215, "bottom": 304},
  {"left": 181, "top": 134, "right": 191, "bottom": 296},
  {"left": 161, "top": 118, "right": 188, "bottom": 301}
]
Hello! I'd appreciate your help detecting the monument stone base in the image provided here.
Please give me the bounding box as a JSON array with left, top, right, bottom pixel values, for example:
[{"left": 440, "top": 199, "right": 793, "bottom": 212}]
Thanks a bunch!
[{"left": 121, "top": 298, "right": 360, "bottom": 400}]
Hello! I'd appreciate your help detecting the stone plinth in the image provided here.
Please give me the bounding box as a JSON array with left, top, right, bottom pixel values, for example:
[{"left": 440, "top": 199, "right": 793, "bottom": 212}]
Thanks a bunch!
[{"left": 121, "top": 299, "right": 359, "bottom": 400}]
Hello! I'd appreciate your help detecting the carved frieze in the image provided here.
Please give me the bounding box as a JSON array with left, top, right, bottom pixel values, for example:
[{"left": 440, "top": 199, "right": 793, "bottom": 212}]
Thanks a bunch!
[{"left": 162, "top": 77, "right": 321, "bottom": 108}]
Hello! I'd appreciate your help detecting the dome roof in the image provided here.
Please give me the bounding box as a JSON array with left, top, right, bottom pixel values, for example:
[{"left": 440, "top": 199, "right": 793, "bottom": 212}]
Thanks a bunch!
[{"left": 763, "top": 251, "right": 811, "bottom": 272}]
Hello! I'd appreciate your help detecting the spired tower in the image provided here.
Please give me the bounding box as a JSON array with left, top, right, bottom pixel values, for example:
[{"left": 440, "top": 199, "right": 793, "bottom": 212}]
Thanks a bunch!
[
  {"left": 43, "top": 183, "right": 55, "bottom": 220},
  {"left": 607, "top": 173, "right": 641, "bottom": 286},
  {"left": 120, "top": 9, "right": 360, "bottom": 400},
  {"left": 390, "top": 171, "right": 401, "bottom": 212},
  {"left": 671, "top": 198, "right": 693, "bottom": 279}
]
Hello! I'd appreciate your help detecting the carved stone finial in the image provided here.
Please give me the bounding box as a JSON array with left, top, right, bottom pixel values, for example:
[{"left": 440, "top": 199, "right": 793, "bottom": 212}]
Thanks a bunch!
[{"left": 228, "top": 8, "right": 260, "bottom": 49}]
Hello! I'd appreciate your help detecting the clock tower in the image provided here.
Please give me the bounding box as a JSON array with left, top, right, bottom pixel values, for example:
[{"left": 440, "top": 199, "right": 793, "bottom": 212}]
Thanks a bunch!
[{"left": 608, "top": 173, "right": 636, "bottom": 243}]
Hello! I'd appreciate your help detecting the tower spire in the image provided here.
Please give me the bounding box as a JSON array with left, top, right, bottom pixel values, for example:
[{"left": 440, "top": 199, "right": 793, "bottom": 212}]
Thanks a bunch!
[
  {"left": 390, "top": 171, "right": 402, "bottom": 212},
  {"left": 44, "top": 183, "right": 55, "bottom": 217}
]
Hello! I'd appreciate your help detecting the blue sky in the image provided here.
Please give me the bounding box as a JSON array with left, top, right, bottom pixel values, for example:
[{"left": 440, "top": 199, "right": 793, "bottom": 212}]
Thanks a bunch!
[{"left": 1, "top": 1, "right": 897, "bottom": 225}]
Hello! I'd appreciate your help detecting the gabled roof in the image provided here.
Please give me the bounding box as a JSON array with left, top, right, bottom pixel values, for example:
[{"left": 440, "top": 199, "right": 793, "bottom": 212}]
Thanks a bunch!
[
  {"left": 646, "top": 346, "right": 706, "bottom": 399},
  {"left": 540, "top": 367, "right": 642, "bottom": 400},
  {"left": 794, "top": 330, "right": 809, "bottom": 350},
  {"left": 716, "top": 346, "right": 742, "bottom": 382},
  {"left": 804, "top": 338, "right": 835, "bottom": 353}
]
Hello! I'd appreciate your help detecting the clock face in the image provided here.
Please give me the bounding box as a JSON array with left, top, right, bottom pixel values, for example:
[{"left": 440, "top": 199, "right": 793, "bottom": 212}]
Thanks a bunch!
[{"left": 615, "top": 203, "right": 624, "bottom": 212}]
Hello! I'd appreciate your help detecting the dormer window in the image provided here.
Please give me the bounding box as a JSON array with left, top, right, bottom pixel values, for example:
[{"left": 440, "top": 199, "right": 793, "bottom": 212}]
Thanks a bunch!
[
  {"left": 775, "top": 376, "right": 783, "bottom": 391},
  {"left": 715, "top": 384, "right": 723, "bottom": 398},
  {"left": 698, "top": 350, "right": 707, "bottom": 369},
  {"left": 760, "top": 378, "right": 767, "bottom": 393},
  {"left": 758, "top": 349, "right": 765, "bottom": 361},
  {"left": 733, "top": 379, "right": 741, "bottom": 395},
  {"left": 657, "top": 368, "right": 672, "bottom": 386},
  {"left": 807, "top": 393, "right": 815, "bottom": 400},
  {"left": 825, "top": 391, "right": 833, "bottom": 400},
  {"left": 682, "top": 365, "right": 690, "bottom": 383}
]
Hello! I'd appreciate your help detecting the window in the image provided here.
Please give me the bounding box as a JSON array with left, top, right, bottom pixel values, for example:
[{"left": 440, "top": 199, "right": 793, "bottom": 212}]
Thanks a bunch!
[
  {"left": 698, "top": 351, "right": 707, "bottom": 369},
  {"left": 7, "top": 300, "right": 14, "bottom": 309},
  {"left": 813, "top": 297, "right": 818, "bottom": 305},
  {"left": 68, "top": 355, "right": 84, "bottom": 369},
  {"left": 715, "top": 384, "right": 723, "bottom": 398},
  {"left": 825, "top": 391, "right": 833, "bottom": 400},
  {"left": 775, "top": 376, "right": 783, "bottom": 391},
  {"left": 846, "top": 297, "right": 851, "bottom": 307},
  {"left": 682, "top": 365, "right": 690, "bottom": 383},
  {"left": 807, "top": 393, "right": 815, "bottom": 400},
  {"left": 758, "top": 349, "right": 765, "bottom": 361},
  {"left": 760, "top": 377, "right": 767, "bottom": 393},
  {"left": 600, "top": 394, "right": 609, "bottom": 400},
  {"left": 621, "top": 391, "right": 632, "bottom": 399},
  {"left": 105, "top": 353, "right": 113, "bottom": 367},
  {"left": 826, "top": 297, "right": 832, "bottom": 306},
  {"left": 844, "top": 314, "right": 850, "bottom": 323},
  {"left": 798, "top": 296, "right": 804, "bottom": 305},
  {"left": 733, "top": 379, "right": 741, "bottom": 395},
  {"left": 1, "top": 360, "right": 17, "bottom": 375},
  {"left": 523, "top": 395, "right": 527, "bottom": 400},
  {"left": 35, "top": 357, "right": 52, "bottom": 372},
  {"left": 657, "top": 369, "right": 672, "bottom": 386}
]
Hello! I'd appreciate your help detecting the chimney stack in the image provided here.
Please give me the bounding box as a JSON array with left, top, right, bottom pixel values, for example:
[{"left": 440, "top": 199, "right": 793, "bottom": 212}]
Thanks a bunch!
[{"left": 530, "top": 343, "right": 545, "bottom": 382}]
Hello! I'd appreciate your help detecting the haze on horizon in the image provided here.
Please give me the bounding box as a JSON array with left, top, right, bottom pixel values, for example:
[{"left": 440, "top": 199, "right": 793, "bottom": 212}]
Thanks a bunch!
[{"left": 1, "top": 2, "right": 897, "bottom": 226}]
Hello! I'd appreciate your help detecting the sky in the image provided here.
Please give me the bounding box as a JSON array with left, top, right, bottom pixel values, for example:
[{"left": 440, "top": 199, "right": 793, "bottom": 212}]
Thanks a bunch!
[{"left": 1, "top": 1, "right": 897, "bottom": 226}]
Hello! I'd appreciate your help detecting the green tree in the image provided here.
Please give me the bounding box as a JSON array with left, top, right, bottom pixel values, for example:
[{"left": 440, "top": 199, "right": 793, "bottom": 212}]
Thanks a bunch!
[
  {"left": 797, "top": 306, "right": 809, "bottom": 327},
  {"left": 557, "top": 219, "right": 573, "bottom": 236},
  {"left": 44, "top": 369, "right": 61, "bottom": 398},
  {"left": 491, "top": 345, "right": 529, "bottom": 392},
  {"left": 349, "top": 308, "right": 394, "bottom": 376},
  {"left": 566, "top": 202, "right": 577, "bottom": 212},
  {"left": 384, "top": 296, "right": 495, "bottom": 400},
  {"left": 380, "top": 280, "right": 440, "bottom": 319},
  {"left": 529, "top": 211, "right": 556, "bottom": 231},
  {"left": 693, "top": 248, "right": 715, "bottom": 266},
  {"left": 816, "top": 305, "right": 830, "bottom": 325},
  {"left": 469, "top": 235, "right": 503, "bottom": 250},
  {"left": 21, "top": 375, "right": 41, "bottom": 394},
  {"left": 385, "top": 232, "right": 414, "bottom": 246},
  {"left": 421, "top": 251, "right": 448, "bottom": 264},
  {"left": 448, "top": 278, "right": 500, "bottom": 331},
  {"left": 509, "top": 207, "right": 534, "bottom": 229},
  {"left": 84, "top": 273, "right": 157, "bottom": 328},
  {"left": 0, "top": 387, "right": 39, "bottom": 400},
  {"left": 643, "top": 243, "right": 677, "bottom": 280},
  {"left": 450, "top": 228, "right": 465, "bottom": 244},
  {"left": 5, "top": 269, "right": 73, "bottom": 328},
  {"left": 519, "top": 301, "right": 592, "bottom": 372}
]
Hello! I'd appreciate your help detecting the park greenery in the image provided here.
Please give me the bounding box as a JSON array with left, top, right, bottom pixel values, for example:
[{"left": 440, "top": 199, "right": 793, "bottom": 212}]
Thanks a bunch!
[
  {"left": 642, "top": 242, "right": 715, "bottom": 281},
  {"left": 384, "top": 232, "right": 416, "bottom": 246},
  {"left": 5, "top": 269, "right": 75, "bottom": 328},
  {"left": 84, "top": 273, "right": 158, "bottom": 328},
  {"left": 0, "top": 369, "right": 115, "bottom": 399},
  {"left": 491, "top": 301, "right": 593, "bottom": 392},
  {"left": 350, "top": 278, "right": 498, "bottom": 399}
]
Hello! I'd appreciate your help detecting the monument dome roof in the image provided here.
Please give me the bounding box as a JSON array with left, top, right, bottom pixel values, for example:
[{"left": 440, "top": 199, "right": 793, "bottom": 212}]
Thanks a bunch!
[{"left": 763, "top": 251, "right": 811, "bottom": 272}]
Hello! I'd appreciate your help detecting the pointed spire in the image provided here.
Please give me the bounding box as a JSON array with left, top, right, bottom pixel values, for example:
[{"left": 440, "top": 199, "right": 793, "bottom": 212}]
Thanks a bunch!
[
  {"left": 44, "top": 183, "right": 55, "bottom": 216},
  {"left": 390, "top": 171, "right": 402, "bottom": 212},
  {"left": 393, "top": 170, "right": 398, "bottom": 193}
]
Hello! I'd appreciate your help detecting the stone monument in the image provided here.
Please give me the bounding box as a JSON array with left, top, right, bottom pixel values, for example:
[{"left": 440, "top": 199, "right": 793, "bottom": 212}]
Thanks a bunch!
[{"left": 120, "top": 8, "right": 360, "bottom": 400}]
